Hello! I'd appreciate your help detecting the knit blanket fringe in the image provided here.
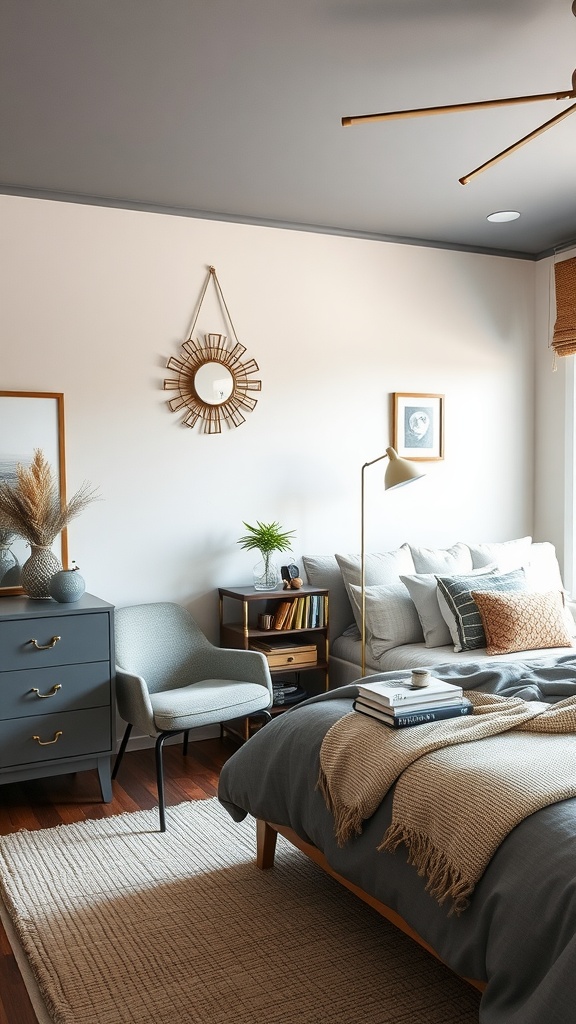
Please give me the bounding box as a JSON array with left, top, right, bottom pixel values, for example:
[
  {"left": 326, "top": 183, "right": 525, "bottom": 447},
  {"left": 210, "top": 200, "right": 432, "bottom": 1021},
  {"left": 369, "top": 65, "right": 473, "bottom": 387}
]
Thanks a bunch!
[
  {"left": 317, "top": 769, "right": 365, "bottom": 847},
  {"left": 380, "top": 824, "right": 474, "bottom": 916}
]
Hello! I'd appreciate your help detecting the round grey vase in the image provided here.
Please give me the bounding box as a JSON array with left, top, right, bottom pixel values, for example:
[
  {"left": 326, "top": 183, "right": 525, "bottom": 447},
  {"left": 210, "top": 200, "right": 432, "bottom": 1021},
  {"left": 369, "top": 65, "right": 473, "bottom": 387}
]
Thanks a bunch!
[{"left": 49, "top": 567, "right": 86, "bottom": 603}]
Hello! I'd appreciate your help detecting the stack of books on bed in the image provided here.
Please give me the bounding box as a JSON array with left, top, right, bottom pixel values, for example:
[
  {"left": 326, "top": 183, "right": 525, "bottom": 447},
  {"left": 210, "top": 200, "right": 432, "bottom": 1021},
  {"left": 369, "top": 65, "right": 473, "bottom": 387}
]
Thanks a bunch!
[{"left": 353, "top": 676, "right": 472, "bottom": 729}]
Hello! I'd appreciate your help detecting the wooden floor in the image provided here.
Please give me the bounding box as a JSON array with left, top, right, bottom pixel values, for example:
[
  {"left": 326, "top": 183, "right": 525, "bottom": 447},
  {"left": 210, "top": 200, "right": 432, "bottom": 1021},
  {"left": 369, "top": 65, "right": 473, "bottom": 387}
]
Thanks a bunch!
[{"left": 0, "top": 737, "right": 236, "bottom": 1024}]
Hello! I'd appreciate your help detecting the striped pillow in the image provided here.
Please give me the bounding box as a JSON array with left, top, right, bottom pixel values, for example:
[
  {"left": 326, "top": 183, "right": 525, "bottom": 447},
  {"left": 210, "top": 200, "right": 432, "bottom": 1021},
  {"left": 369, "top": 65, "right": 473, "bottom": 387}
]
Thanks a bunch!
[{"left": 436, "top": 569, "right": 526, "bottom": 652}]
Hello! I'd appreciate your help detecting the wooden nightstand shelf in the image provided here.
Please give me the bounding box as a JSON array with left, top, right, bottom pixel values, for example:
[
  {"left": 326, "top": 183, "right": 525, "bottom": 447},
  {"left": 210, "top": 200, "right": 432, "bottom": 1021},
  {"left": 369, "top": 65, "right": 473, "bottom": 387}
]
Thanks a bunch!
[{"left": 218, "top": 585, "right": 329, "bottom": 740}]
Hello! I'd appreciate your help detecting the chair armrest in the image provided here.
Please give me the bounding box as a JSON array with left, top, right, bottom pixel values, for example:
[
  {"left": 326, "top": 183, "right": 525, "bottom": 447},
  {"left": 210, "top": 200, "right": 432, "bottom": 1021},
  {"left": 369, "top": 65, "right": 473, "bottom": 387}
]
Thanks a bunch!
[
  {"left": 198, "top": 647, "right": 273, "bottom": 697},
  {"left": 115, "top": 668, "right": 157, "bottom": 735}
]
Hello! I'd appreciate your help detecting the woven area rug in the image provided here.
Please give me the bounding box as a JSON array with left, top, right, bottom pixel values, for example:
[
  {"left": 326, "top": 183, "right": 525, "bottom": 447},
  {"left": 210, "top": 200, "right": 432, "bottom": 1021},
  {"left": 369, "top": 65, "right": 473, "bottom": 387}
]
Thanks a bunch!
[{"left": 0, "top": 799, "right": 480, "bottom": 1024}]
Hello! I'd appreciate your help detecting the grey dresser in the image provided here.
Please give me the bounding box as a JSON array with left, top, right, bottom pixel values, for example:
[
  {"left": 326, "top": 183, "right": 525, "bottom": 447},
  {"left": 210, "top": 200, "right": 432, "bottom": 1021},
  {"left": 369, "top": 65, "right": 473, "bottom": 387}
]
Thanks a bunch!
[{"left": 0, "top": 593, "right": 115, "bottom": 801}]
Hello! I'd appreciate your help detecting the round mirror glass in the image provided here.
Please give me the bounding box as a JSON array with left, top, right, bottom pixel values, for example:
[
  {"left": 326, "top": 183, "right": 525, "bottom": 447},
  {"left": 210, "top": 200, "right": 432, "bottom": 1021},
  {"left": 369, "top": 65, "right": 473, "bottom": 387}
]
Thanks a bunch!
[{"left": 194, "top": 363, "right": 234, "bottom": 405}]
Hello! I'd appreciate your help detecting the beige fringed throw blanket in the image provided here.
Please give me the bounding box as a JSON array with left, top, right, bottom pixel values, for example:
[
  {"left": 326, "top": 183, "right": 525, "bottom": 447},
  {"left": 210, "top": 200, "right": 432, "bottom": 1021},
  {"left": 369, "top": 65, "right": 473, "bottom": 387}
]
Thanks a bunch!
[{"left": 318, "top": 691, "right": 576, "bottom": 914}]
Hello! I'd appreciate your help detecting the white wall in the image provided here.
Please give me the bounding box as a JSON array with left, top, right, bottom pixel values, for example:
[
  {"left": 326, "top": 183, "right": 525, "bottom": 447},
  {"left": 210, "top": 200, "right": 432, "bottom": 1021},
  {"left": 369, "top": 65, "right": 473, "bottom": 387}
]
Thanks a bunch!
[{"left": 1, "top": 195, "right": 536, "bottom": 641}]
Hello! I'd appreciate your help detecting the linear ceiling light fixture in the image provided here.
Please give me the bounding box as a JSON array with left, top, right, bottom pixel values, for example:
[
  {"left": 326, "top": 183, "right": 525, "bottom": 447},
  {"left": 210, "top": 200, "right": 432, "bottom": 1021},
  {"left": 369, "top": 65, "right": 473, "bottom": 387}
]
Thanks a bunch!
[{"left": 342, "top": 2, "right": 576, "bottom": 184}]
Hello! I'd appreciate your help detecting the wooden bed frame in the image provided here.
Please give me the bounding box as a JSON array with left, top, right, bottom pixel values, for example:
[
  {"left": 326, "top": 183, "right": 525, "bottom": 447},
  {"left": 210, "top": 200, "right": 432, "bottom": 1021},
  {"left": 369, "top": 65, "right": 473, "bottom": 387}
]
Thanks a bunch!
[{"left": 256, "top": 818, "right": 486, "bottom": 995}]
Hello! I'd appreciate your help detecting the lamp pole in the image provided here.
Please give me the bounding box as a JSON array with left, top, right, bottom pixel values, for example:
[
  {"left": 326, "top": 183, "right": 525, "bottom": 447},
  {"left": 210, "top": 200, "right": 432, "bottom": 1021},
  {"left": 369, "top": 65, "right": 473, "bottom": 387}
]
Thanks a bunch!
[{"left": 360, "top": 447, "right": 425, "bottom": 678}]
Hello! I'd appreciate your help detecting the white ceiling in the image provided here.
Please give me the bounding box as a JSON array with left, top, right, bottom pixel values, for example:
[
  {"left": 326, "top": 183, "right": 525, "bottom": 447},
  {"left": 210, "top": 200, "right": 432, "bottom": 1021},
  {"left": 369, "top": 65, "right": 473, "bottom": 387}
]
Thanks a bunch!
[{"left": 2, "top": 0, "right": 576, "bottom": 259}]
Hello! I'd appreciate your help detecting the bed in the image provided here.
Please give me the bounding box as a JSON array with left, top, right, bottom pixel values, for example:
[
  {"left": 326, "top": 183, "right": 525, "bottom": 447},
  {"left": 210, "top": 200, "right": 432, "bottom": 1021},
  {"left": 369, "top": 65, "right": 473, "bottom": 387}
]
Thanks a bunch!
[{"left": 218, "top": 656, "right": 576, "bottom": 1024}]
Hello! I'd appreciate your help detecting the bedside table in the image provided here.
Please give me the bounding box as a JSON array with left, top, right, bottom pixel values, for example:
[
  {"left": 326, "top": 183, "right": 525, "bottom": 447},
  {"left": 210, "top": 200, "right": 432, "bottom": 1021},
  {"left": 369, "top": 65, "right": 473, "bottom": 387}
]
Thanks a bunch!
[
  {"left": 0, "top": 593, "right": 115, "bottom": 801},
  {"left": 218, "top": 585, "right": 329, "bottom": 740}
]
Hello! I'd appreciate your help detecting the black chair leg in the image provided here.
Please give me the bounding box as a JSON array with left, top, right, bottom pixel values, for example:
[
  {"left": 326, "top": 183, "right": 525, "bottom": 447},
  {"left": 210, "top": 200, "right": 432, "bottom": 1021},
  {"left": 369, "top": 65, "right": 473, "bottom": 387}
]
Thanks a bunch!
[
  {"left": 112, "top": 723, "right": 132, "bottom": 779},
  {"left": 182, "top": 730, "right": 190, "bottom": 756},
  {"left": 155, "top": 733, "right": 172, "bottom": 832}
]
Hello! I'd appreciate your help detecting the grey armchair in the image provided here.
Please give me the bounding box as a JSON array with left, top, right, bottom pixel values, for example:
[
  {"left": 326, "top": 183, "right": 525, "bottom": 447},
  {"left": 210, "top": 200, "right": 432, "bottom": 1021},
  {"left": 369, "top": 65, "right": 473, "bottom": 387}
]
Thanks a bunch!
[{"left": 112, "top": 602, "right": 273, "bottom": 830}]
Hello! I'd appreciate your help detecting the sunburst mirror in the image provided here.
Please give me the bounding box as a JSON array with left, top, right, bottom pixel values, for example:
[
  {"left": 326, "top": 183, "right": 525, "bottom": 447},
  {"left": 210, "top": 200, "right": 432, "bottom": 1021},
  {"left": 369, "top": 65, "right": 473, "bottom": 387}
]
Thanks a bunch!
[{"left": 164, "top": 333, "right": 262, "bottom": 433}]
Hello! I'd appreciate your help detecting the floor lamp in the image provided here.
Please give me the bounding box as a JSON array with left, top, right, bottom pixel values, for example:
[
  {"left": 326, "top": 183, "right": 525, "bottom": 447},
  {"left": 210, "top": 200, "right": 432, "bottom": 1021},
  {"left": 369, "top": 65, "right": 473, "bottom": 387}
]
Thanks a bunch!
[{"left": 361, "top": 446, "right": 425, "bottom": 677}]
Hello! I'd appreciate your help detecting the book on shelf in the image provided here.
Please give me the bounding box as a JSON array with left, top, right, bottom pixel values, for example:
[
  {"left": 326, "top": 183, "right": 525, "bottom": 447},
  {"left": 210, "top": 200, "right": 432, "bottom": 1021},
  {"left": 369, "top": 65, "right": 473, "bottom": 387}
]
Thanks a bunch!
[
  {"left": 251, "top": 637, "right": 316, "bottom": 653},
  {"left": 284, "top": 600, "right": 299, "bottom": 630},
  {"left": 272, "top": 601, "right": 293, "bottom": 630},
  {"left": 353, "top": 697, "right": 473, "bottom": 728},
  {"left": 309, "top": 593, "right": 325, "bottom": 628},
  {"left": 357, "top": 676, "right": 463, "bottom": 709},
  {"left": 273, "top": 684, "right": 308, "bottom": 706}
]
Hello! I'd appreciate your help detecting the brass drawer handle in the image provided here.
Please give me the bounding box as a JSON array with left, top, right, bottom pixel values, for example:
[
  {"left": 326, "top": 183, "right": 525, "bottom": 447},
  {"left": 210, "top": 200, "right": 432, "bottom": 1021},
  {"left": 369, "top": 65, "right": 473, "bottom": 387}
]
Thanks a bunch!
[
  {"left": 32, "top": 731, "right": 63, "bottom": 746},
  {"left": 31, "top": 684, "right": 62, "bottom": 698},
  {"left": 28, "top": 636, "right": 61, "bottom": 650}
]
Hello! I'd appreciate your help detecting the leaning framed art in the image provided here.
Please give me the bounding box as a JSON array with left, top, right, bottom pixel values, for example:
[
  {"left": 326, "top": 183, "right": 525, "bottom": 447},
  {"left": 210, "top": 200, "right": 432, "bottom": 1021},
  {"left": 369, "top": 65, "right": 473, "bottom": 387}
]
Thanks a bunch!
[
  {"left": 0, "top": 391, "right": 68, "bottom": 595},
  {"left": 392, "top": 392, "right": 444, "bottom": 461}
]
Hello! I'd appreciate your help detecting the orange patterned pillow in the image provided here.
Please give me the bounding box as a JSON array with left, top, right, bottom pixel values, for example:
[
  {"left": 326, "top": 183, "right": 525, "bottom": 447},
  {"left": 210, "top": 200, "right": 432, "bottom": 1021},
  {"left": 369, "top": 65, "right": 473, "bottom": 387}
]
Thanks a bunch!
[{"left": 471, "top": 589, "right": 574, "bottom": 656}]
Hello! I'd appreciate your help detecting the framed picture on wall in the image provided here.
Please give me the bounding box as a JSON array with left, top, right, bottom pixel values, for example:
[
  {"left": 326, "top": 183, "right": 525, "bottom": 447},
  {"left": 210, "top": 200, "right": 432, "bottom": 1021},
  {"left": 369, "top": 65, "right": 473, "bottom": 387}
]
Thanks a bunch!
[
  {"left": 392, "top": 393, "right": 444, "bottom": 461},
  {"left": 0, "top": 391, "right": 68, "bottom": 596}
]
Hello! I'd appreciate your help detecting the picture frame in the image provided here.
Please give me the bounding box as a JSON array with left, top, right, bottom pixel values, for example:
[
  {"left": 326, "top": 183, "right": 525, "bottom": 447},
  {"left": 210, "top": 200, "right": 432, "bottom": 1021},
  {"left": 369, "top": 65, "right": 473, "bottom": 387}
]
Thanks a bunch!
[
  {"left": 392, "top": 393, "right": 444, "bottom": 461},
  {"left": 0, "top": 391, "right": 68, "bottom": 596}
]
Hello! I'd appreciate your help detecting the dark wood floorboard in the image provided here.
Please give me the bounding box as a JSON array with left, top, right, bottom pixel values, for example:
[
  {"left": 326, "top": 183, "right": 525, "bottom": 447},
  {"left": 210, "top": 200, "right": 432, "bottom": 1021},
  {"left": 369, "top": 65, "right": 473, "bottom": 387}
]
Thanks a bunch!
[{"left": 0, "top": 737, "right": 236, "bottom": 1024}]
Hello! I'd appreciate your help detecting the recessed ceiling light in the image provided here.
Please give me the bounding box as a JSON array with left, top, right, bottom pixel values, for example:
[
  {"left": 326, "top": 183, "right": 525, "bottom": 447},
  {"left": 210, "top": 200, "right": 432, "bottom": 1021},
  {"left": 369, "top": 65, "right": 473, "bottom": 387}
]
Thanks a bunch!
[{"left": 487, "top": 211, "right": 521, "bottom": 223}]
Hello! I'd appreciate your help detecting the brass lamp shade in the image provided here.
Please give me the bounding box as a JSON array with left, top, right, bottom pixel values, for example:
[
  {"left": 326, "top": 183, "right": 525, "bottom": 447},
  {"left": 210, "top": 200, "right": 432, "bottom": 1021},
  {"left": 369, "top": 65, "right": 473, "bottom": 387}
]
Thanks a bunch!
[{"left": 360, "top": 447, "right": 425, "bottom": 677}]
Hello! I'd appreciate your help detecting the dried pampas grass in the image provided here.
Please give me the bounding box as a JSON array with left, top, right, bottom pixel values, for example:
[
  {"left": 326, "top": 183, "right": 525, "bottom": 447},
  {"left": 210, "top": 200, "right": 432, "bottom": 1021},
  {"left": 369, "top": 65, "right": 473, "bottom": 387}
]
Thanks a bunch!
[{"left": 0, "top": 449, "right": 98, "bottom": 547}]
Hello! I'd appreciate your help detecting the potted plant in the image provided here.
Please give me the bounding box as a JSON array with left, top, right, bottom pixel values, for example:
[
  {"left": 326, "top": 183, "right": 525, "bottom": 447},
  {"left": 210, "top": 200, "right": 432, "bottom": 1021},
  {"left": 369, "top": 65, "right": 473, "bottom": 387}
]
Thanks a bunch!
[
  {"left": 238, "top": 520, "right": 296, "bottom": 591},
  {"left": 0, "top": 448, "right": 98, "bottom": 599}
]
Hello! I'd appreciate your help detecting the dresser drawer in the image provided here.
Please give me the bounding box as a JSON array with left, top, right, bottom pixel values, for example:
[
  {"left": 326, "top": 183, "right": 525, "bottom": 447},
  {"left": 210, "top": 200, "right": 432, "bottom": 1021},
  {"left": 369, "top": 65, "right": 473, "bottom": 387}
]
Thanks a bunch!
[
  {"left": 0, "top": 612, "right": 110, "bottom": 671},
  {"left": 0, "top": 662, "right": 111, "bottom": 720},
  {"left": 0, "top": 707, "right": 112, "bottom": 769}
]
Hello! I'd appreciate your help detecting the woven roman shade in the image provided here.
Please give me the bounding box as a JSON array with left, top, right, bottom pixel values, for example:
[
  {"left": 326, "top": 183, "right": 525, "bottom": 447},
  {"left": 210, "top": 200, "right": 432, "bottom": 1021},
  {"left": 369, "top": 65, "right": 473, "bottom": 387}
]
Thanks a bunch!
[{"left": 552, "top": 256, "right": 576, "bottom": 358}]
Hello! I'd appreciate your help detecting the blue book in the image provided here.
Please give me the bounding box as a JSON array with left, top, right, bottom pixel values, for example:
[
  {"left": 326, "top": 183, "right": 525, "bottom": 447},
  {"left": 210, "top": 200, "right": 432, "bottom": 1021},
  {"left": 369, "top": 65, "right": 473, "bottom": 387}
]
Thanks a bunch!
[{"left": 353, "top": 697, "right": 473, "bottom": 729}]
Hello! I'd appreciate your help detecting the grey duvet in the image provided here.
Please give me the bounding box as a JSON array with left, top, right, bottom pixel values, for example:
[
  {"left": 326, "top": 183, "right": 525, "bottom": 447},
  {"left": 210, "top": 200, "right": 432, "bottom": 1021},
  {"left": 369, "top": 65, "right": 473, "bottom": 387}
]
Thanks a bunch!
[{"left": 218, "top": 655, "right": 576, "bottom": 1024}]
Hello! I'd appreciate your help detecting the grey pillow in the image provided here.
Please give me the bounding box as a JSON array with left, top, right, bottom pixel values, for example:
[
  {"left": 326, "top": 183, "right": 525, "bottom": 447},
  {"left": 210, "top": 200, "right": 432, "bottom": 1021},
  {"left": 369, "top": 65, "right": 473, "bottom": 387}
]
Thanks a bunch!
[
  {"left": 401, "top": 566, "right": 496, "bottom": 648},
  {"left": 400, "top": 574, "right": 453, "bottom": 648},
  {"left": 436, "top": 568, "right": 527, "bottom": 652},
  {"left": 349, "top": 582, "right": 424, "bottom": 656}
]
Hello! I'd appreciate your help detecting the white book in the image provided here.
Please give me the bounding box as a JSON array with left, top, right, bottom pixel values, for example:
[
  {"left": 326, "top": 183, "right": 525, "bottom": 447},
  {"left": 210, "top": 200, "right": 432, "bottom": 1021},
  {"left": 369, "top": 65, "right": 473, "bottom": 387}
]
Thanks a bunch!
[
  {"left": 356, "top": 676, "right": 463, "bottom": 708},
  {"left": 356, "top": 692, "right": 464, "bottom": 716}
]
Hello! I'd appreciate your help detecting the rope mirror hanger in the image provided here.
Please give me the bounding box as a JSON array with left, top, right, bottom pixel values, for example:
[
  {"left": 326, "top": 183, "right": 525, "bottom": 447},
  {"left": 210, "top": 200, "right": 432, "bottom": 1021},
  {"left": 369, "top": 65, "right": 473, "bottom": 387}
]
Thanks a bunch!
[{"left": 164, "top": 267, "right": 262, "bottom": 433}]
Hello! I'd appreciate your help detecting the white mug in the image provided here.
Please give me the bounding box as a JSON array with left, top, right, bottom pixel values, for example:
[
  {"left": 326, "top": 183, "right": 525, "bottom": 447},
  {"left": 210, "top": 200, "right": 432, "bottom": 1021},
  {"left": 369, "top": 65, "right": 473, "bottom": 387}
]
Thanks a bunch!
[{"left": 411, "top": 669, "right": 431, "bottom": 688}]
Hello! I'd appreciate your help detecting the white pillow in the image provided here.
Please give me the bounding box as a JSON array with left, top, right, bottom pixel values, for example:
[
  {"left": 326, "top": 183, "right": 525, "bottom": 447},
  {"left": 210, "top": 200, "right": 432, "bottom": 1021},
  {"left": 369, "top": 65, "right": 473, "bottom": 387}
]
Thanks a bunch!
[
  {"left": 335, "top": 545, "right": 416, "bottom": 635},
  {"left": 523, "top": 541, "right": 565, "bottom": 591},
  {"left": 400, "top": 574, "right": 453, "bottom": 648},
  {"left": 349, "top": 582, "right": 424, "bottom": 658},
  {"left": 522, "top": 541, "right": 575, "bottom": 637},
  {"left": 408, "top": 542, "right": 473, "bottom": 575},
  {"left": 467, "top": 536, "right": 532, "bottom": 572}
]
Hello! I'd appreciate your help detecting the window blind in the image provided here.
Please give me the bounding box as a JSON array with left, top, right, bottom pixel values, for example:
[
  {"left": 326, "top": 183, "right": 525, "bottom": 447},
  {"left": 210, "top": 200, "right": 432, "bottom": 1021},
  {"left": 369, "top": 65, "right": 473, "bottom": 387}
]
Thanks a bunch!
[{"left": 552, "top": 256, "right": 576, "bottom": 358}]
